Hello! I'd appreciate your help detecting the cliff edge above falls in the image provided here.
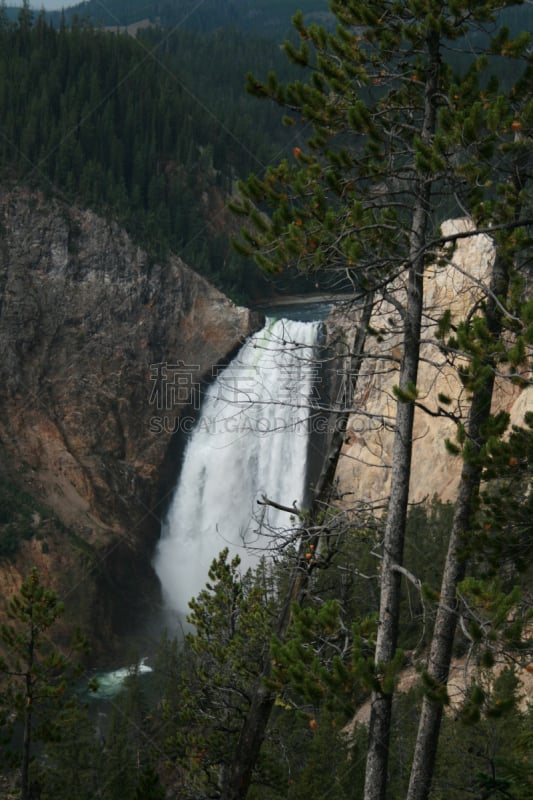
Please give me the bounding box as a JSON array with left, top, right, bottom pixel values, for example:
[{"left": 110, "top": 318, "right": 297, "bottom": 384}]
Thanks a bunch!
[{"left": 0, "top": 187, "right": 260, "bottom": 656}]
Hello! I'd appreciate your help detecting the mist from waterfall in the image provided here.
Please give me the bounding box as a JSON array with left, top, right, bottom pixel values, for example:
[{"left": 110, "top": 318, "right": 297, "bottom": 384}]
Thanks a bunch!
[{"left": 154, "top": 317, "right": 322, "bottom": 622}]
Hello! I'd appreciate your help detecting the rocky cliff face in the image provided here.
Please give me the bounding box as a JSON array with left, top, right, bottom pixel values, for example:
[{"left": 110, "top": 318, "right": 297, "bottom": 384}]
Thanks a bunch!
[
  {"left": 335, "top": 218, "right": 532, "bottom": 509},
  {"left": 0, "top": 187, "right": 260, "bottom": 657}
]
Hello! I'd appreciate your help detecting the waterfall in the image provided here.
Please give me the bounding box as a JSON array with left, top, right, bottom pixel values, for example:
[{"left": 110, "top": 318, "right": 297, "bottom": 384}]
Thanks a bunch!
[{"left": 154, "top": 317, "right": 322, "bottom": 620}]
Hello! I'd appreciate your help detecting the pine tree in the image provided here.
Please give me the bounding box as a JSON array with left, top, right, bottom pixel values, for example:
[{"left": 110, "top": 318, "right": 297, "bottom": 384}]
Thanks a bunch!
[
  {"left": 0, "top": 569, "right": 89, "bottom": 800},
  {"left": 163, "top": 550, "right": 276, "bottom": 798},
  {"left": 97, "top": 663, "right": 162, "bottom": 800},
  {"left": 231, "top": 2, "right": 532, "bottom": 799},
  {"left": 39, "top": 703, "right": 101, "bottom": 800},
  {"left": 133, "top": 762, "right": 166, "bottom": 800}
]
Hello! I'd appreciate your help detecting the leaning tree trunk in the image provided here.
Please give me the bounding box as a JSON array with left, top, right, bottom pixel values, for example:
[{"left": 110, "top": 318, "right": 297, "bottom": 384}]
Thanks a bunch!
[
  {"left": 362, "top": 244, "right": 423, "bottom": 800},
  {"left": 221, "top": 294, "right": 374, "bottom": 800},
  {"left": 406, "top": 249, "right": 511, "bottom": 800},
  {"left": 363, "top": 32, "right": 440, "bottom": 800}
]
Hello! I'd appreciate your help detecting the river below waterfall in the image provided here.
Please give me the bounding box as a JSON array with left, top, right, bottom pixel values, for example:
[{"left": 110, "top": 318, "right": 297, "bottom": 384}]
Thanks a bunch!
[{"left": 153, "top": 315, "right": 324, "bottom": 625}]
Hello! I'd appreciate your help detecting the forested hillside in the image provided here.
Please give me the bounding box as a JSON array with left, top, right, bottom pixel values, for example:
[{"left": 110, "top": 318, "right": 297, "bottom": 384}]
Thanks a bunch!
[
  {"left": 0, "top": 0, "right": 530, "bottom": 299},
  {"left": 0, "top": 2, "right": 320, "bottom": 301},
  {"left": 40, "top": 0, "right": 333, "bottom": 36}
]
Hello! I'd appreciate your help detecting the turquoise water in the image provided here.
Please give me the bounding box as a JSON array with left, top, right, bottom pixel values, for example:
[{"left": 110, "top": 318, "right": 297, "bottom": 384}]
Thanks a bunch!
[{"left": 85, "top": 658, "right": 154, "bottom": 700}]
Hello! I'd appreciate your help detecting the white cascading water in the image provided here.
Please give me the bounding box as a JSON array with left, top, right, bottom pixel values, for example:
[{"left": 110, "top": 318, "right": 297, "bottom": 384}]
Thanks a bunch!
[{"left": 154, "top": 317, "right": 322, "bottom": 620}]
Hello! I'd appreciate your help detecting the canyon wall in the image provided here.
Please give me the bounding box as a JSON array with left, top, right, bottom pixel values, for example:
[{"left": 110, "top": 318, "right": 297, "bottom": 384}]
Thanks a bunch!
[
  {"left": 335, "top": 218, "right": 532, "bottom": 509},
  {"left": 0, "top": 187, "right": 260, "bottom": 656}
]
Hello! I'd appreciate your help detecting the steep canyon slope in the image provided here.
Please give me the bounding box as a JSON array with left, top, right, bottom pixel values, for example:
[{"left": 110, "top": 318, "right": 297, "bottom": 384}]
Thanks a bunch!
[{"left": 0, "top": 187, "right": 259, "bottom": 656}]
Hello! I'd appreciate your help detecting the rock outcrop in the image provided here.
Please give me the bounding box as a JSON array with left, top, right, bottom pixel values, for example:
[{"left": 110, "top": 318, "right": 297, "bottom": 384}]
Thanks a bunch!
[
  {"left": 0, "top": 186, "right": 260, "bottom": 657},
  {"left": 335, "top": 218, "right": 532, "bottom": 508}
]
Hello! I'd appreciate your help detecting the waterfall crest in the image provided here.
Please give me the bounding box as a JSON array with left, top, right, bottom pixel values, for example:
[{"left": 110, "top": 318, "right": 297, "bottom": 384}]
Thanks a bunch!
[{"left": 154, "top": 317, "right": 322, "bottom": 618}]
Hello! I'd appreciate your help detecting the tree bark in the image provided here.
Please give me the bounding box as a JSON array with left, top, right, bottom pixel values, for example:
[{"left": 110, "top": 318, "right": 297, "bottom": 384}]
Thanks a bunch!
[
  {"left": 363, "top": 238, "right": 424, "bottom": 800},
  {"left": 21, "top": 626, "right": 35, "bottom": 800},
  {"left": 363, "top": 30, "right": 441, "bottom": 800},
  {"left": 406, "top": 250, "right": 511, "bottom": 800}
]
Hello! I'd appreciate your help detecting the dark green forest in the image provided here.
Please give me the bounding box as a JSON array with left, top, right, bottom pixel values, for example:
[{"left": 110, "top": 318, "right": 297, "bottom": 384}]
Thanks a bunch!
[
  {"left": 0, "top": 0, "right": 531, "bottom": 300},
  {"left": 0, "top": 1, "right": 322, "bottom": 302},
  {"left": 1, "top": 493, "right": 531, "bottom": 800}
]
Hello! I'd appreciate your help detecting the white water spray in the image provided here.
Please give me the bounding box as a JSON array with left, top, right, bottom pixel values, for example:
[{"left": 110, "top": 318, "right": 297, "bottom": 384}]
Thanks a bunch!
[
  {"left": 89, "top": 658, "right": 153, "bottom": 700},
  {"left": 154, "top": 317, "right": 321, "bottom": 619}
]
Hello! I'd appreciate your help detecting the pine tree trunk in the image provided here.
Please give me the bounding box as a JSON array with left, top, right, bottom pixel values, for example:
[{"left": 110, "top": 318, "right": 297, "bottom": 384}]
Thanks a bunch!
[
  {"left": 22, "top": 681, "right": 32, "bottom": 800},
  {"left": 363, "top": 247, "right": 423, "bottom": 800},
  {"left": 406, "top": 251, "right": 510, "bottom": 800},
  {"left": 21, "top": 632, "right": 35, "bottom": 800},
  {"left": 363, "top": 31, "right": 440, "bottom": 800}
]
